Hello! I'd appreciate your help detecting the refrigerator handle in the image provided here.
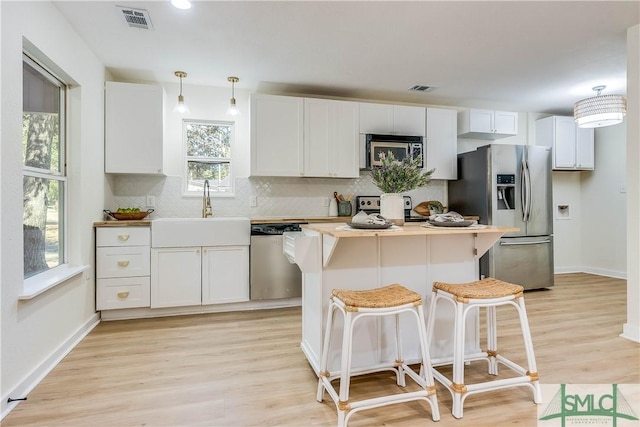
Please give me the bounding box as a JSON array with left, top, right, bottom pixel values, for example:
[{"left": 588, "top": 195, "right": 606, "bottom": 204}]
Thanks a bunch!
[
  {"left": 520, "top": 161, "right": 528, "bottom": 221},
  {"left": 522, "top": 160, "right": 532, "bottom": 221}
]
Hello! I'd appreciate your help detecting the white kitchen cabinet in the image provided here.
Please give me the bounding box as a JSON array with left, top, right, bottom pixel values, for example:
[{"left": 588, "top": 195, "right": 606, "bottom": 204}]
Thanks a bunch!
[
  {"left": 457, "top": 109, "right": 518, "bottom": 139},
  {"left": 96, "top": 226, "right": 151, "bottom": 310},
  {"left": 250, "top": 93, "right": 304, "bottom": 176},
  {"left": 359, "top": 103, "right": 426, "bottom": 136},
  {"left": 202, "top": 246, "right": 249, "bottom": 304},
  {"left": 304, "top": 98, "right": 359, "bottom": 178},
  {"left": 535, "top": 115, "right": 594, "bottom": 170},
  {"left": 425, "top": 107, "right": 457, "bottom": 180},
  {"left": 151, "top": 247, "right": 202, "bottom": 308},
  {"left": 151, "top": 245, "right": 250, "bottom": 308},
  {"left": 105, "top": 81, "right": 164, "bottom": 174}
]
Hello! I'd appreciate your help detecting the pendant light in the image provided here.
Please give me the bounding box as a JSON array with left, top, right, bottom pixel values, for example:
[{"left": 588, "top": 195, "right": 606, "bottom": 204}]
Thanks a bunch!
[
  {"left": 226, "top": 76, "right": 239, "bottom": 116},
  {"left": 173, "top": 71, "right": 190, "bottom": 114},
  {"left": 574, "top": 85, "right": 626, "bottom": 128}
]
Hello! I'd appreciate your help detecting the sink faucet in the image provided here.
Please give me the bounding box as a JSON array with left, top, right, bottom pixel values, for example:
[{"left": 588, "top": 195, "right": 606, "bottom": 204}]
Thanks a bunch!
[{"left": 202, "top": 179, "right": 213, "bottom": 218}]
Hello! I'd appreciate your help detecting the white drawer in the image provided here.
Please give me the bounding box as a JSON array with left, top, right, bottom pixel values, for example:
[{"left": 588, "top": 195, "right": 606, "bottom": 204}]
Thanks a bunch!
[
  {"left": 97, "top": 227, "right": 150, "bottom": 247},
  {"left": 97, "top": 277, "right": 150, "bottom": 310},
  {"left": 96, "top": 246, "right": 150, "bottom": 278}
]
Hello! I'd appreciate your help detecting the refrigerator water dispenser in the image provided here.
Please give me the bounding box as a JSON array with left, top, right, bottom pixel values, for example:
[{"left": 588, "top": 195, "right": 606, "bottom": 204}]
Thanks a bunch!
[{"left": 496, "top": 174, "right": 515, "bottom": 210}]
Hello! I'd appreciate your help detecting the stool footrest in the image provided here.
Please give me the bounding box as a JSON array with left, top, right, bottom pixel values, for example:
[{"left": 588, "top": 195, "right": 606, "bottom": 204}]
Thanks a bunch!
[{"left": 323, "top": 365, "right": 400, "bottom": 382}]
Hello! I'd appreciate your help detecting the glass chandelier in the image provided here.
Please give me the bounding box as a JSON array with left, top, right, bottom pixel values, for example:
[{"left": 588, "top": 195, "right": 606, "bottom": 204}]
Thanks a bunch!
[{"left": 574, "top": 85, "right": 626, "bottom": 128}]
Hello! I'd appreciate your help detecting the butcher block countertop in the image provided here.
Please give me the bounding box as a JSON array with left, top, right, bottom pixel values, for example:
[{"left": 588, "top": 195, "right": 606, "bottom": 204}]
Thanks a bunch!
[
  {"left": 250, "top": 217, "right": 350, "bottom": 224},
  {"left": 301, "top": 222, "right": 518, "bottom": 238},
  {"left": 94, "top": 220, "right": 152, "bottom": 227}
]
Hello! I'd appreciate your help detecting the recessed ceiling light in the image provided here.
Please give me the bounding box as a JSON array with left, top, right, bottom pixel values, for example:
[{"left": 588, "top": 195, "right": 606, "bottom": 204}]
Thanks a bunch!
[{"left": 171, "top": 0, "right": 192, "bottom": 10}]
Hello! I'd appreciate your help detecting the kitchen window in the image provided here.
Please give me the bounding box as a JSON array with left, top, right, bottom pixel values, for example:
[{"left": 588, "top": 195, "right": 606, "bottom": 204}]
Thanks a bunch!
[
  {"left": 183, "top": 120, "right": 234, "bottom": 195},
  {"left": 22, "top": 54, "right": 67, "bottom": 279}
]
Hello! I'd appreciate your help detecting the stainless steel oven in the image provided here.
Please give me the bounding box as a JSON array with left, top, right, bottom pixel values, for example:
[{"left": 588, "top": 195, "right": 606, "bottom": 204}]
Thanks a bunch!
[{"left": 355, "top": 195, "right": 427, "bottom": 222}]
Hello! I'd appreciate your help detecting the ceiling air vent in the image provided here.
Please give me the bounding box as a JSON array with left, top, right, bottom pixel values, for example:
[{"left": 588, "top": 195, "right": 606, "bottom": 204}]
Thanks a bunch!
[
  {"left": 408, "top": 85, "right": 435, "bottom": 92},
  {"left": 117, "top": 6, "right": 154, "bottom": 30}
]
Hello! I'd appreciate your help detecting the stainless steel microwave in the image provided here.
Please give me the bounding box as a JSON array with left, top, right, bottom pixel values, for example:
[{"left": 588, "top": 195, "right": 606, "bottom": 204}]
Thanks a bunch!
[{"left": 360, "top": 134, "right": 424, "bottom": 169}]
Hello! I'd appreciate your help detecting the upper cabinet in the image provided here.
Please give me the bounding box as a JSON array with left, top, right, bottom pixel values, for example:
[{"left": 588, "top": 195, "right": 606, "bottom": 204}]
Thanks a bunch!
[
  {"left": 250, "top": 93, "right": 304, "bottom": 177},
  {"left": 425, "top": 107, "right": 457, "bottom": 180},
  {"left": 359, "top": 103, "right": 426, "bottom": 136},
  {"left": 304, "top": 98, "right": 359, "bottom": 178},
  {"left": 535, "top": 115, "right": 594, "bottom": 170},
  {"left": 250, "top": 94, "right": 359, "bottom": 178},
  {"left": 105, "top": 81, "right": 164, "bottom": 174},
  {"left": 457, "top": 109, "right": 518, "bottom": 139}
]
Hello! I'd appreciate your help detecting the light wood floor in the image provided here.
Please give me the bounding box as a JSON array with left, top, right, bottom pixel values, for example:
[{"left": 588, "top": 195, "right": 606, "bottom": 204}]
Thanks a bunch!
[{"left": 4, "top": 273, "right": 639, "bottom": 426}]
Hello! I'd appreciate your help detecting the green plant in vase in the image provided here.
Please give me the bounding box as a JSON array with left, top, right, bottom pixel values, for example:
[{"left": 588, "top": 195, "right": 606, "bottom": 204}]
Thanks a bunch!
[{"left": 371, "top": 151, "right": 435, "bottom": 225}]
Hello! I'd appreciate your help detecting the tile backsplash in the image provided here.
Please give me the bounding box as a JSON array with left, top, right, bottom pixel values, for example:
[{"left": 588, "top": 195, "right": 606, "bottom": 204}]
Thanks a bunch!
[{"left": 111, "top": 172, "right": 447, "bottom": 219}]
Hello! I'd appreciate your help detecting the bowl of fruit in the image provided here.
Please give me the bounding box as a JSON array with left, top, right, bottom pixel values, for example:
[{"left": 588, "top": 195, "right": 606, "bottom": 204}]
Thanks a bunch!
[{"left": 103, "top": 208, "right": 154, "bottom": 221}]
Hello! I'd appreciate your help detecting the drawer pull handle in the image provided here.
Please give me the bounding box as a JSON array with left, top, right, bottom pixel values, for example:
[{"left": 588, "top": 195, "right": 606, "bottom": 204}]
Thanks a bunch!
[
  {"left": 117, "top": 260, "right": 130, "bottom": 267},
  {"left": 117, "top": 291, "right": 130, "bottom": 299},
  {"left": 117, "top": 234, "right": 130, "bottom": 241}
]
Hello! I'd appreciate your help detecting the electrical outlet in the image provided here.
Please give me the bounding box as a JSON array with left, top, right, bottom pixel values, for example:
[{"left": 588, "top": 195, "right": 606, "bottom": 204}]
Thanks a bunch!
[
  {"left": 619, "top": 184, "right": 627, "bottom": 194},
  {"left": 249, "top": 196, "right": 257, "bottom": 207},
  {"left": 146, "top": 195, "right": 155, "bottom": 207},
  {"left": 321, "top": 197, "right": 329, "bottom": 207}
]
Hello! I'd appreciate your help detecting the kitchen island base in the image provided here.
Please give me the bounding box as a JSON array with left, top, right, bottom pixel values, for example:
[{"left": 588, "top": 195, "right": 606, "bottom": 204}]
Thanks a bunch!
[{"left": 289, "top": 223, "right": 517, "bottom": 375}]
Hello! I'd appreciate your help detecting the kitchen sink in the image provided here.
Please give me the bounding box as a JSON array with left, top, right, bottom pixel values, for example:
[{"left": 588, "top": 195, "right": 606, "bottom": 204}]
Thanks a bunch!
[{"left": 151, "top": 217, "right": 250, "bottom": 247}]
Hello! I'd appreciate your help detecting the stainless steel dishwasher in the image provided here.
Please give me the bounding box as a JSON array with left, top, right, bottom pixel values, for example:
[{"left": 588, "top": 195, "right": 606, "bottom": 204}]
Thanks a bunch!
[{"left": 250, "top": 223, "right": 305, "bottom": 300}]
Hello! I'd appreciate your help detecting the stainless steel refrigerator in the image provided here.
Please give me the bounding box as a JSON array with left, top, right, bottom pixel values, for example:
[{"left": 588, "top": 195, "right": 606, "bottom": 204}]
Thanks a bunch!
[{"left": 448, "top": 144, "right": 554, "bottom": 290}]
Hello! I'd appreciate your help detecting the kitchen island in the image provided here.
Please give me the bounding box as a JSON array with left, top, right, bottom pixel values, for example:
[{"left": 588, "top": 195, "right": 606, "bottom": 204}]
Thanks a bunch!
[{"left": 286, "top": 222, "right": 518, "bottom": 374}]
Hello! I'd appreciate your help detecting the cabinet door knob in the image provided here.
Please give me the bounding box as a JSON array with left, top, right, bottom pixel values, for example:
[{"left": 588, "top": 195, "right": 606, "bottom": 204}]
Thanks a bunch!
[
  {"left": 117, "top": 234, "right": 130, "bottom": 241},
  {"left": 117, "top": 291, "right": 130, "bottom": 299},
  {"left": 117, "top": 260, "right": 130, "bottom": 267}
]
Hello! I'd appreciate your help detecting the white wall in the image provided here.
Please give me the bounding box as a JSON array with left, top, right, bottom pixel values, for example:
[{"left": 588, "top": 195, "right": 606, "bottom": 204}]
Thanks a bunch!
[
  {"left": 580, "top": 123, "right": 627, "bottom": 278},
  {"left": 1, "top": 1, "right": 106, "bottom": 416},
  {"left": 551, "top": 171, "right": 584, "bottom": 272},
  {"left": 623, "top": 24, "right": 640, "bottom": 343}
]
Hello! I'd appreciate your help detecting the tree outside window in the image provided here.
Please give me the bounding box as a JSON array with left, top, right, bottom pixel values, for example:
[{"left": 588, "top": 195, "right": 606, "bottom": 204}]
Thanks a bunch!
[
  {"left": 184, "top": 120, "right": 233, "bottom": 194},
  {"left": 22, "top": 55, "right": 66, "bottom": 278}
]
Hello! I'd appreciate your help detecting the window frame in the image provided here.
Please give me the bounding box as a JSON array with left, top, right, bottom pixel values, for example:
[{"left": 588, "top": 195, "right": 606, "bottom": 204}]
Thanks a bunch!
[
  {"left": 22, "top": 52, "right": 69, "bottom": 279},
  {"left": 182, "top": 119, "right": 235, "bottom": 197}
]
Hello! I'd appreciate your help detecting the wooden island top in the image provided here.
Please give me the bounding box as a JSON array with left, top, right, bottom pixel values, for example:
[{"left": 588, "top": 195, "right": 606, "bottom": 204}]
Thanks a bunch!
[{"left": 301, "top": 222, "right": 518, "bottom": 238}]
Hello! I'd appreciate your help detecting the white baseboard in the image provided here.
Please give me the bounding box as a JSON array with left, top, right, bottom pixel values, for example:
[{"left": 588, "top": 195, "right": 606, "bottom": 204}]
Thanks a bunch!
[
  {"left": 1, "top": 313, "right": 100, "bottom": 420},
  {"left": 621, "top": 323, "right": 640, "bottom": 343},
  {"left": 555, "top": 267, "right": 627, "bottom": 280}
]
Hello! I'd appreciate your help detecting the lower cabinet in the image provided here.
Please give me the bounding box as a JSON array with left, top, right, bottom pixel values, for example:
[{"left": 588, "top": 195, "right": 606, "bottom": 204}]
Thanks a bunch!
[
  {"left": 151, "top": 245, "right": 249, "bottom": 308},
  {"left": 96, "top": 226, "right": 151, "bottom": 310}
]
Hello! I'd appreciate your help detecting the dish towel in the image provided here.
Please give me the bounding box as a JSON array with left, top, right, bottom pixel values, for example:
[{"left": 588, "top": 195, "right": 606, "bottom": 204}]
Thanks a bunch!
[
  {"left": 428, "top": 211, "right": 466, "bottom": 223},
  {"left": 351, "top": 211, "right": 388, "bottom": 225}
]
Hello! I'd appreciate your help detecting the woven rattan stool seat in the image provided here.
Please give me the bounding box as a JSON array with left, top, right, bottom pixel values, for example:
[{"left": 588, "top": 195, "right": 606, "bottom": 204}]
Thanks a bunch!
[
  {"left": 433, "top": 278, "right": 524, "bottom": 300},
  {"left": 331, "top": 284, "right": 422, "bottom": 309}
]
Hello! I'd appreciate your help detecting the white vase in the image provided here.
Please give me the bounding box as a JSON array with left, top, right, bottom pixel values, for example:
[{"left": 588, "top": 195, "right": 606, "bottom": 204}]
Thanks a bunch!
[{"left": 380, "top": 193, "right": 404, "bottom": 225}]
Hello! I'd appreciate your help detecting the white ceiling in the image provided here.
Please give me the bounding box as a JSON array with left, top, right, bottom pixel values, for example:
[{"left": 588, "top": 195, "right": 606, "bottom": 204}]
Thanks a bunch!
[{"left": 52, "top": 1, "right": 639, "bottom": 115}]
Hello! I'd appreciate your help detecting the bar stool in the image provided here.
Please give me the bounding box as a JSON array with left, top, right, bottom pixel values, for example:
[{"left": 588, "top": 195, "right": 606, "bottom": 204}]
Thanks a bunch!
[
  {"left": 426, "top": 277, "right": 542, "bottom": 419},
  {"left": 317, "top": 284, "right": 440, "bottom": 426}
]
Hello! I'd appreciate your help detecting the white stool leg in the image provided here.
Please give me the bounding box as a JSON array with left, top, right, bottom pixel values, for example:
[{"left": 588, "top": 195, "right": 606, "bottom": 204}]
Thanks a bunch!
[
  {"left": 516, "top": 296, "right": 542, "bottom": 404},
  {"left": 394, "top": 313, "right": 406, "bottom": 387},
  {"left": 337, "top": 310, "right": 354, "bottom": 427},
  {"left": 317, "top": 299, "right": 337, "bottom": 402},
  {"left": 451, "top": 300, "right": 466, "bottom": 419},
  {"left": 417, "top": 304, "right": 440, "bottom": 421},
  {"left": 486, "top": 305, "right": 498, "bottom": 375}
]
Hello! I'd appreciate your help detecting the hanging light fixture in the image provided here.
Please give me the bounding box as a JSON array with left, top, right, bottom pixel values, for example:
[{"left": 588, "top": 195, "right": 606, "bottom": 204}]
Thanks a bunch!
[
  {"left": 226, "top": 76, "right": 239, "bottom": 116},
  {"left": 173, "top": 71, "right": 190, "bottom": 114},
  {"left": 574, "top": 85, "right": 626, "bottom": 128}
]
